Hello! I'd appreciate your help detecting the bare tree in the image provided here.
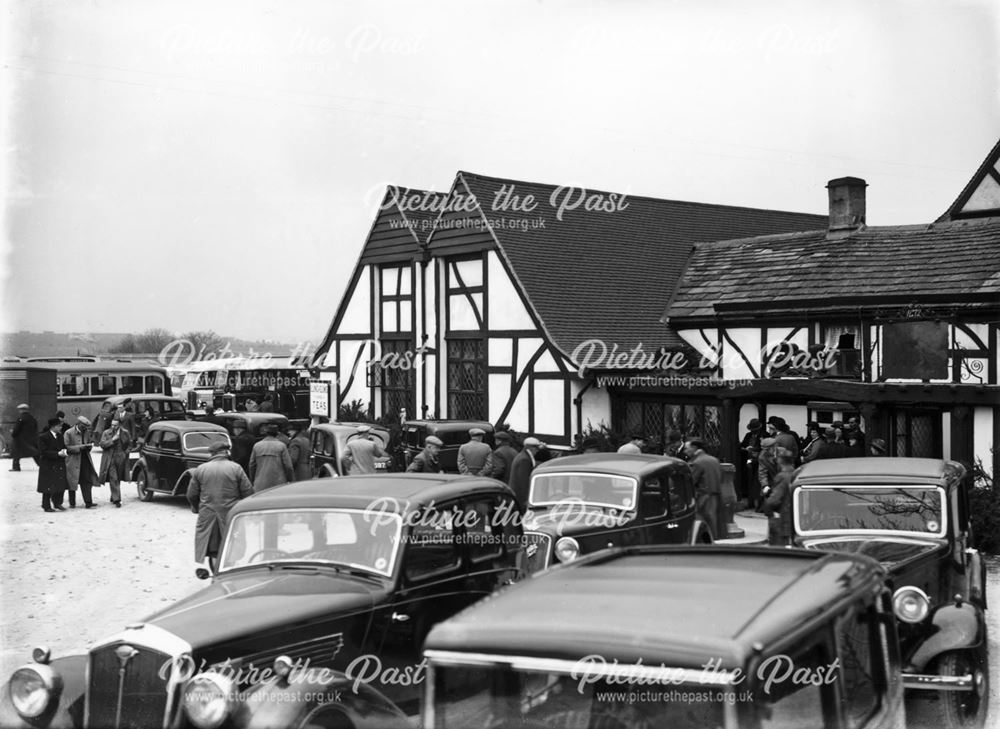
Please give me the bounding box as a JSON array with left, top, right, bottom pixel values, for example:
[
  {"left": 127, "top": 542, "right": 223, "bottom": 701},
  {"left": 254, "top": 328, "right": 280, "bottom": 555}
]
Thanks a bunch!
[
  {"left": 183, "top": 330, "right": 226, "bottom": 358},
  {"left": 135, "top": 328, "right": 175, "bottom": 353}
]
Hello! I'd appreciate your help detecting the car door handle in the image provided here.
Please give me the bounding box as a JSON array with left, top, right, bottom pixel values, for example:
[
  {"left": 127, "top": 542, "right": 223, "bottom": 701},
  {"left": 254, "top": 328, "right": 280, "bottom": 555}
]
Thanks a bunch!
[
  {"left": 391, "top": 612, "right": 410, "bottom": 623},
  {"left": 667, "top": 523, "right": 679, "bottom": 529}
]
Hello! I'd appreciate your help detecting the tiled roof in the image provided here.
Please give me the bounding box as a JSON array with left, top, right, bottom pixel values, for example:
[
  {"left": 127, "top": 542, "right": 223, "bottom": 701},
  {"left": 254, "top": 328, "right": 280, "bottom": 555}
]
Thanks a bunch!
[
  {"left": 456, "top": 171, "right": 827, "bottom": 357},
  {"left": 665, "top": 218, "right": 1000, "bottom": 321},
  {"left": 394, "top": 187, "right": 448, "bottom": 245}
]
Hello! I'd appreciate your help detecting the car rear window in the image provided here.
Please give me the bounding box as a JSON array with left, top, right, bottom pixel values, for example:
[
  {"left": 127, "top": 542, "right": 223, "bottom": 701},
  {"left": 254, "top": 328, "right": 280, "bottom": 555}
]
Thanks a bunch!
[{"left": 183, "top": 432, "right": 231, "bottom": 452}]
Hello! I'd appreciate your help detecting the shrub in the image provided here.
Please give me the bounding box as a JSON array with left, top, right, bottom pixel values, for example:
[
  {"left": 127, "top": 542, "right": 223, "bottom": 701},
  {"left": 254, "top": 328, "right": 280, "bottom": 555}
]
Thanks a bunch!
[{"left": 970, "top": 455, "right": 999, "bottom": 555}]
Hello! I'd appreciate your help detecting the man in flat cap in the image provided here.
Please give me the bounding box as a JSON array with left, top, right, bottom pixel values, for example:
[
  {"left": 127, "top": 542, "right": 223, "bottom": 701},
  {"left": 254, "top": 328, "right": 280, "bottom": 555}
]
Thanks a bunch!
[
  {"left": 345, "top": 424, "right": 386, "bottom": 475},
  {"left": 65, "top": 416, "right": 100, "bottom": 508},
  {"left": 458, "top": 427, "right": 492, "bottom": 476},
  {"left": 509, "top": 436, "right": 543, "bottom": 506},
  {"left": 187, "top": 439, "right": 253, "bottom": 569},
  {"left": 407, "top": 435, "right": 443, "bottom": 473},
  {"left": 484, "top": 431, "right": 518, "bottom": 482},
  {"left": 99, "top": 416, "right": 132, "bottom": 507},
  {"left": 37, "top": 417, "right": 68, "bottom": 512},
  {"left": 10, "top": 403, "right": 39, "bottom": 472},
  {"left": 249, "top": 422, "right": 294, "bottom": 492}
]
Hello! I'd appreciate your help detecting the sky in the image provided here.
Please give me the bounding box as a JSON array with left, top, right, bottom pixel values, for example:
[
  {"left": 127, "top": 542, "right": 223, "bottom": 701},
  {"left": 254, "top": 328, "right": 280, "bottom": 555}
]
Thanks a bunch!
[{"left": 1, "top": 0, "right": 998, "bottom": 343}]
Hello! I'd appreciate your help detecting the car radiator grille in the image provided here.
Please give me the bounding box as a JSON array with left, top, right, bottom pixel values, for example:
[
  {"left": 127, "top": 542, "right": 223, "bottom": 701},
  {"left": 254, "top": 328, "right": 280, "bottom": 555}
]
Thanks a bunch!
[
  {"left": 88, "top": 643, "right": 172, "bottom": 729},
  {"left": 524, "top": 531, "right": 552, "bottom": 574}
]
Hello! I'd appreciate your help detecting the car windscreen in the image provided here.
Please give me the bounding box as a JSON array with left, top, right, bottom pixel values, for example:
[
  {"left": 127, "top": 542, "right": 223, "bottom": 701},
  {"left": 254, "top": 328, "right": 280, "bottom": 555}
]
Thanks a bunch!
[
  {"left": 219, "top": 508, "right": 402, "bottom": 577},
  {"left": 431, "top": 663, "right": 728, "bottom": 729},
  {"left": 795, "top": 486, "right": 945, "bottom": 536},
  {"left": 182, "top": 431, "right": 232, "bottom": 453},
  {"left": 529, "top": 473, "right": 638, "bottom": 510}
]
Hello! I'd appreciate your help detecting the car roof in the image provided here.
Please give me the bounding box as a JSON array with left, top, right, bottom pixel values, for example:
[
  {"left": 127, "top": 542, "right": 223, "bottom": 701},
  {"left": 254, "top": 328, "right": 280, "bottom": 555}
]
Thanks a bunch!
[
  {"left": 425, "top": 546, "right": 884, "bottom": 670},
  {"left": 230, "top": 475, "right": 515, "bottom": 515},
  {"left": 404, "top": 420, "right": 494, "bottom": 431},
  {"left": 105, "top": 394, "right": 184, "bottom": 404},
  {"left": 148, "top": 421, "right": 229, "bottom": 433},
  {"left": 533, "top": 453, "right": 686, "bottom": 478},
  {"left": 217, "top": 412, "right": 288, "bottom": 423},
  {"left": 313, "top": 422, "right": 390, "bottom": 434},
  {"left": 794, "top": 457, "right": 966, "bottom": 486}
]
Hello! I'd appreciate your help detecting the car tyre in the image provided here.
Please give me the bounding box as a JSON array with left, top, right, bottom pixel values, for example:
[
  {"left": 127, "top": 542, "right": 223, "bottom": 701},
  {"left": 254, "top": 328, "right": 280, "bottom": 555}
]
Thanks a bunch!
[
  {"left": 136, "top": 469, "right": 154, "bottom": 501},
  {"left": 921, "top": 649, "right": 988, "bottom": 729}
]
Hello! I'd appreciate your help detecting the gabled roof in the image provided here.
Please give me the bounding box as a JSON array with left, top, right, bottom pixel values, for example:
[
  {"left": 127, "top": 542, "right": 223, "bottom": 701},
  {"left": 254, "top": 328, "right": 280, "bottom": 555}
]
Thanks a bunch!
[
  {"left": 664, "top": 217, "right": 1000, "bottom": 322},
  {"left": 359, "top": 186, "right": 449, "bottom": 264},
  {"left": 939, "top": 137, "right": 1000, "bottom": 221},
  {"left": 455, "top": 171, "right": 826, "bottom": 356}
]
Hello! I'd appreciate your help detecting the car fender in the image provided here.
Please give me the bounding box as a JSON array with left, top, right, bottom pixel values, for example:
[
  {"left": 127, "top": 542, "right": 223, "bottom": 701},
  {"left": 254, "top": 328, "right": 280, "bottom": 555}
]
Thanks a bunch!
[
  {"left": 0, "top": 654, "right": 87, "bottom": 729},
  {"left": 907, "top": 603, "right": 984, "bottom": 672},
  {"left": 130, "top": 457, "right": 147, "bottom": 482},
  {"left": 237, "top": 672, "right": 409, "bottom": 729},
  {"left": 173, "top": 468, "right": 194, "bottom": 496}
]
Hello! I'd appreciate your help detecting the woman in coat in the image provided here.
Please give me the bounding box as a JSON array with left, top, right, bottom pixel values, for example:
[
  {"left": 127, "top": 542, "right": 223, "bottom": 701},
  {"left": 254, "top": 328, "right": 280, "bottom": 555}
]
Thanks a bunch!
[{"left": 37, "top": 417, "right": 68, "bottom": 512}]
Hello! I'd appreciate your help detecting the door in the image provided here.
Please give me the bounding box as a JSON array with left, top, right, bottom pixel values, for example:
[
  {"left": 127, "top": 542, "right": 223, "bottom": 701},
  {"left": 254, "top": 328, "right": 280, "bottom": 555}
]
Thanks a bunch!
[
  {"left": 637, "top": 476, "right": 670, "bottom": 546},
  {"left": 891, "top": 409, "right": 942, "bottom": 458},
  {"left": 665, "top": 469, "right": 697, "bottom": 543},
  {"left": 157, "top": 430, "right": 184, "bottom": 491}
]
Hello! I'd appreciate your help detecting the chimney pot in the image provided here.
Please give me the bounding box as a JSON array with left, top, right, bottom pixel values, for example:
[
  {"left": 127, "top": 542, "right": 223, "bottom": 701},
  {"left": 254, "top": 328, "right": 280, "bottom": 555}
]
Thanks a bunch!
[{"left": 826, "top": 177, "right": 867, "bottom": 235}]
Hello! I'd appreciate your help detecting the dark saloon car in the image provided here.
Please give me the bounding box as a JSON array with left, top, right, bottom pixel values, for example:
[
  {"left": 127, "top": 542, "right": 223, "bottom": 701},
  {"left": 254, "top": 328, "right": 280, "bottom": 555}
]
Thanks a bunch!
[
  {"left": 1, "top": 475, "right": 525, "bottom": 729},
  {"left": 211, "top": 411, "right": 289, "bottom": 439},
  {"left": 131, "top": 421, "right": 231, "bottom": 501},
  {"left": 792, "top": 457, "right": 988, "bottom": 729},
  {"left": 520, "top": 453, "right": 712, "bottom": 573},
  {"left": 399, "top": 419, "right": 494, "bottom": 472},
  {"left": 423, "top": 545, "right": 906, "bottom": 729},
  {"left": 92, "top": 394, "right": 187, "bottom": 443},
  {"left": 311, "top": 422, "right": 393, "bottom": 477}
]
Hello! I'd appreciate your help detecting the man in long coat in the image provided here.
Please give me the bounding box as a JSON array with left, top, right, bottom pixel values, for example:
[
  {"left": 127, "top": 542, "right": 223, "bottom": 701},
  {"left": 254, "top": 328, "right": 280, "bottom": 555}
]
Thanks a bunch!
[
  {"left": 508, "top": 437, "right": 543, "bottom": 507},
  {"left": 187, "top": 441, "right": 254, "bottom": 565},
  {"left": 285, "top": 421, "right": 312, "bottom": 481},
  {"left": 10, "top": 403, "right": 39, "bottom": 471},
  {"left": 229, "top": 420, "right": 255, "bottom": 475},
  {"left": 684, "top": 438, "right": 723, "bottom": 540},
  {"left": 249, "top": 424, "right": 293, "bottom": 492},
  {"left": 99, "top": 417, "right": 132, "bottom": 507},
  {"left": 457, "top": 428, "right": 492, "bottom": 476},
  {"left": 484, "top": 432, "right": 518, "bottom": 482},
  {"left": 37, "top": 417, "right": 68, "bottom": 512},
  {"left": 64, "top": 416, "right": 100, "bottom": 508},
  {"left": 344, "top": 425, "right": 385, "bottom": 475}
]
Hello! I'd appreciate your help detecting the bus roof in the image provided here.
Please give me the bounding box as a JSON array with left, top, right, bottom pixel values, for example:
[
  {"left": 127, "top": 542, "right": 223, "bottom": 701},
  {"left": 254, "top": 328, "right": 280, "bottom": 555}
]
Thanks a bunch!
[{"left": 29, "top": 360, "right": 167, "bottom": 373}]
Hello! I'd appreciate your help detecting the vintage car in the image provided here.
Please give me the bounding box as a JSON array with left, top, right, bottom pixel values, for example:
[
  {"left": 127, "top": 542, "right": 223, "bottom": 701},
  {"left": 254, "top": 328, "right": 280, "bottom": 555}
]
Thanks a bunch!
[
  {"left": 311, "top": 422, "right": 393, "bottom": 477},
  {"left": 520, "top": 453, "right": 712, "bottom": 573},
  {"left": 791, "top": 457, "right": 988, "bottom": 729},
  {"left": 132, "top": 421, "right": 231, "bottom": 501},
  {"left": 211, "top": 411, "right": 289, "bottom": 439},
  {"left": 91, "top": 394, "right": 187, "bottom": 443},
  {"left": 1, "top": 475, "right": 525, "bottom": 729},
  {"left": 423, "top": 545, "right": 906, "bottom": 729},
  {"left": 399, "top": 419, "right": 494, "bottom": 472}
]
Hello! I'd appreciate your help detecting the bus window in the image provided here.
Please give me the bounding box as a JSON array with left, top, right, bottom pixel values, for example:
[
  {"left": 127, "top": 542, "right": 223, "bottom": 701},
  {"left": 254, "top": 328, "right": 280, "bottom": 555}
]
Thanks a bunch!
[
  {"left": 119, "top": 376, "right": 143, "bottom": 395},
  {"left": 91, "top": 376, "right": 116, "bottom": 396},
  {"left": 60, "top": 375, "right": 89, "bottom": 397},
  {"left": 145, "top": 375, "right": 165, "bottom": 394}
]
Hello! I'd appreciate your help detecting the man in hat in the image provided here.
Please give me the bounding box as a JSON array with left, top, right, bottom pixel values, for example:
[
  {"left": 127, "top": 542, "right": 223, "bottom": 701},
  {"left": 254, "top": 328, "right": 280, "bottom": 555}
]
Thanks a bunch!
[
  {"left": 803, "top": 427, "right": 842, "bottom": 463},
  {"left": 37, "top": 417, "right": 69, "bottom": 512},
  {"left": 10, "top": 403, "right": 39, "bottom": 471},
  {"left": 64, "top": 416, "right": 100, "bottom": 508},
  {"left": 739, "top": 418, "right": 764, "bottom": 506},
  {"left": 285, "top": 420, "right": 312, "bottom": 481},
  {"left": 617, "top": 433, "right": 646, "bottom": 455},
  {"left": 458, "top": 427, "right": 492, "bottom": 476},
  {"left": 187, "top": 440, "right": 254, "bottom": 568},
  {"left": 683, "top": 438, "right": 723, "bottom": 540},
  {"left": 345, "top": 424, "right": 386, "bottom": 475},
  {"left": 99, "top": 416, "right": 132, "bottom": 507},
  {"left": 869, "top": 438, "right": 888, "bottom": 457},
  {"left": 509, "top": 436, "right": 543, "bottom": 506},
  {"left": 485, "top": 431, "right": 518, "bottom": 481},
  {"left": 762, "top": 448, "right": 796, "bottom": 545},
  {"left": 249, "top": 423, "right": 294, "bottom": 492},
  {"left": 407, "top": 435, "right": 443, "bottom": 473},
  {"left": 229, "top": 419, "right": 255, "bottom": 475}
]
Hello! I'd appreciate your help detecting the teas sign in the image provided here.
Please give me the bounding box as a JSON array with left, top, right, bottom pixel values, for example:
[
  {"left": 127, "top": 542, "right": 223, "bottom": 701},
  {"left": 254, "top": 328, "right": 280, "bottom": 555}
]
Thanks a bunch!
[{"left": 310, "top": 381, "right": 331, "bottom": 417}]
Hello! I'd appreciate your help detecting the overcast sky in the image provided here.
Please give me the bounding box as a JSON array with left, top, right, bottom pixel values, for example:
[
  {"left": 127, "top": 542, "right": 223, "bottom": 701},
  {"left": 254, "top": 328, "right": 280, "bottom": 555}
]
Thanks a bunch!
[{"left": 2, "top": 0, "right": 998, "bottom": 343}]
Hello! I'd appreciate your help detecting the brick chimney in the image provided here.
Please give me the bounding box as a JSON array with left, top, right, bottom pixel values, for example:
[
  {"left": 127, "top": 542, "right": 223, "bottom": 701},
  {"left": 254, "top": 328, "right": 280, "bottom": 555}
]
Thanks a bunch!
[{"left": 826, "top": 177, "right": 867, "bottom": 235}]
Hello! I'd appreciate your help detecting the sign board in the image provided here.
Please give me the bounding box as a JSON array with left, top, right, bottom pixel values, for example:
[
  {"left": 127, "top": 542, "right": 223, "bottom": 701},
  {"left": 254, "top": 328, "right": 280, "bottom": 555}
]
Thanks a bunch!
[
  {"left": 882, "top": 321, "right": 948, "bottom": 380},
  {"left": 309, "top": 380, "right": 331, "bottom": 417}
]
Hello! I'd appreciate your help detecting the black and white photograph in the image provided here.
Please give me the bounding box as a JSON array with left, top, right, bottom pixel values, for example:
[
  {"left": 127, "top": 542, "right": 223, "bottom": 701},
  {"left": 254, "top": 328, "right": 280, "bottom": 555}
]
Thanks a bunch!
[{"left": 1, "top": 1, "right": 999, "bottom": 727}]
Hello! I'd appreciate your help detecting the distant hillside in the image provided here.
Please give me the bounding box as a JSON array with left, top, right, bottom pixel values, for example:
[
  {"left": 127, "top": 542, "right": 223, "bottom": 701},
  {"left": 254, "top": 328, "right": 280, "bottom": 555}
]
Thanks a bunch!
[{"left": 1, "top": 331, "right": 306, "bottom": 360}]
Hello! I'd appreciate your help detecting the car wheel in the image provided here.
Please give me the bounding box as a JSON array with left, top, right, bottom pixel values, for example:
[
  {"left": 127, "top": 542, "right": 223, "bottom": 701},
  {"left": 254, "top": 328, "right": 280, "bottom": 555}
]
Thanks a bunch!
[
  {"left": 920, "top": 649, "right": 988, "bottom": 729},
  {"left": 136, "top": 469, "right": 153, "bottom": 501}
]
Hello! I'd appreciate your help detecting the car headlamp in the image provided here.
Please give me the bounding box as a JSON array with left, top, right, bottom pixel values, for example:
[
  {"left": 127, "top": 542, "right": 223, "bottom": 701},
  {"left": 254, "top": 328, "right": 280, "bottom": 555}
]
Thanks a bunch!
[
  {"left": 182, "top": 672, "right": 234, "bottom": 729},
  {"left": 9, "top": 664, "right": 61, "bottom": 719},
  {"left": 892, "top": 586, "right": 930, "bottom": 624},
  {"left": 554, "top": 537, "right": 580, "bottom": 563}
]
